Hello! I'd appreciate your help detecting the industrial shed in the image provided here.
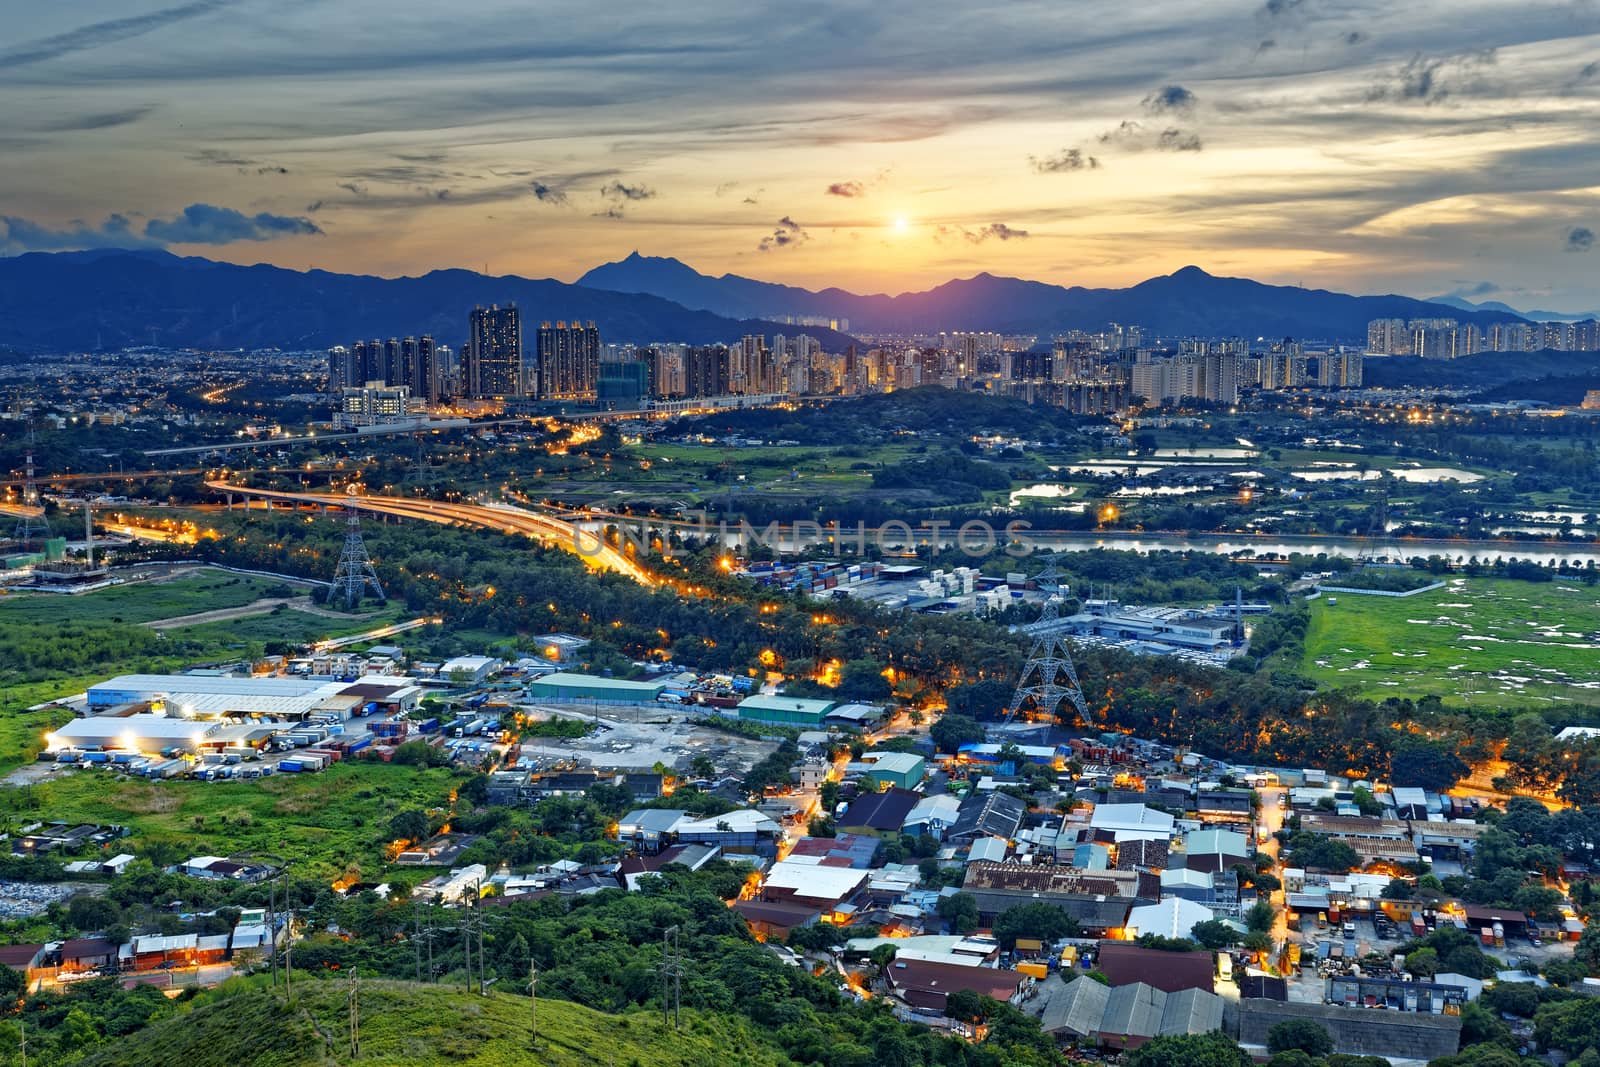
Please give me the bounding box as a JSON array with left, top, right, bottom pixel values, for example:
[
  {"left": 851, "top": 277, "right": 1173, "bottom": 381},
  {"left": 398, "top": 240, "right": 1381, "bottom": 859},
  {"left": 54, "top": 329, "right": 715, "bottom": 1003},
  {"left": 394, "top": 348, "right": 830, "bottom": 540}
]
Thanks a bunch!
[
  {"left": 48, "top": 714, "right": 221, "bottom": 754},
  {"left": 525, "top": 672, "right": 667, "bottom": 704},
  {"left": 736, "top": 695, "right": 836, "bottom": 726}
]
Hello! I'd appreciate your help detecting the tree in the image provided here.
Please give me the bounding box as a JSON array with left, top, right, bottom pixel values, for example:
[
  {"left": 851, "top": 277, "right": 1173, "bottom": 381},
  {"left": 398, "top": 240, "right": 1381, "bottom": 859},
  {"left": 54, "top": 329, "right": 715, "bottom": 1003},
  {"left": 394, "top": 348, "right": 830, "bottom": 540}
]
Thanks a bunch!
[
  {"left": 929, "top": 713, "right": 987, "bottom": 755},
  {"left": 67, "top": 894, "right": 121, "bottom": 932},
  {"left": 1190, "top": 919, "right": 1241, "bottom": 951},
  {"left": 1404, "top": 947, "right": 1439, "bottom": 979},
  {"left": 945, "top": 988, "right": 1000, "bottom": 1023},
  {"left": 937, "top": 891, "right": 979, "bottom": 935},
  {"left": 1246, "top": 899, "right": 1276, "bottom": 934},
  {"left": 992, "top": 903, "right": 1079, "bottom": 949},
  {"left": 943, "top": 679, "right": 1013, "bottom": 721},
  {"left": 387, "top": 809, "right": 430, "bottom": 843},
  {"left": 1535, "top": 997, "right": 1600, "bottom": 1058},
  {"left": 1381, "top": 877, "right": 1412, "bottom": 900},
  {"left": 1267, "top": 1018, "right": 1334, "bottom": 1057},
  {"left": 1577, "top": 918, "right": 1600, "bottom": 974},
  {"left": 1124, "top": 1032, "right": 1252, "bottom": 1067},
  {"left": 1351, "top": 786, "right": 1382, "bottom": 817}
]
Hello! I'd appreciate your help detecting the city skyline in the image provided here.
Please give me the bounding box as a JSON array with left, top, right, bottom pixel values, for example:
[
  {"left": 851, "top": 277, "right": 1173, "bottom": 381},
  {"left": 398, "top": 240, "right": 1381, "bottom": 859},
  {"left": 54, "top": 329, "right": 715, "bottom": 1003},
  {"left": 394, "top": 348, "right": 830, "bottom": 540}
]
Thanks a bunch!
[{"left": 3, "top": 1, "right": 1600, "bottom": 311}]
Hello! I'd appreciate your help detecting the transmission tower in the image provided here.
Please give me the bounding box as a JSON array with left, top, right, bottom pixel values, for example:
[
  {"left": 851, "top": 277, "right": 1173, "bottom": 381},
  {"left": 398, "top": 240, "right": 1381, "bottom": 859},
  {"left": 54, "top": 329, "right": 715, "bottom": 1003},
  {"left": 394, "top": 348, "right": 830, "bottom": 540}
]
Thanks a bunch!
[
  {"left": 329, "top": 497, "right": 385, "bottom": 608},
  {"left": 1002, "top": 554, "right": 1090, "bottom": 724},
  {"left": 528, "top": 958, "right": 539, "bottom": 1049},
  {"left": 1358, "top": 489, "right": 1391, "bottom": 564},
  {"left": 411, "top": 434, "right": 432, "bottom": 481},
  {"left": 12, "top": 426, "right": 50, "bottom": 545},
  {"left": 348, "top": 968, "right": 361, "bottom": 1058},
  {"left": 658, "top": 925, "right": 683, "bottom": 1029}
]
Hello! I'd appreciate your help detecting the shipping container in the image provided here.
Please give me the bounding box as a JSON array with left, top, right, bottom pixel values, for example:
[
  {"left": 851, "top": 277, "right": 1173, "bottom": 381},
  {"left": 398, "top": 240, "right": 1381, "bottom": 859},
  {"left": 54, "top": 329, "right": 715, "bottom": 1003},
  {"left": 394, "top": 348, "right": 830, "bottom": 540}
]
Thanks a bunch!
[
  {"left": 278, "top": 760, "right": 304, "bottom": 773},
  {"left": 345, "top": 736, "right": 373, "bottom": 755},
  {"left": 1016, "top": 961, "right": 1049, "bottom": 981},
  {"left": 1480, "top": 927, "right": 1494, "bottom": 946},
  {"left": 415, "top": 718, "right": 440, "bottom": 734}
]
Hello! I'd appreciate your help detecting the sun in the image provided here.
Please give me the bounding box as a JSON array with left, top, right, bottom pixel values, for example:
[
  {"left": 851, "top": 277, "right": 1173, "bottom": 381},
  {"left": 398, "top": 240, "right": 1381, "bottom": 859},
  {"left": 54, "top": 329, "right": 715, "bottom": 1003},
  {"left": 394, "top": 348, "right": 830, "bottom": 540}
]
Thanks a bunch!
[{"left": 892, "top": 215, "right": 910, "bottom": 233}]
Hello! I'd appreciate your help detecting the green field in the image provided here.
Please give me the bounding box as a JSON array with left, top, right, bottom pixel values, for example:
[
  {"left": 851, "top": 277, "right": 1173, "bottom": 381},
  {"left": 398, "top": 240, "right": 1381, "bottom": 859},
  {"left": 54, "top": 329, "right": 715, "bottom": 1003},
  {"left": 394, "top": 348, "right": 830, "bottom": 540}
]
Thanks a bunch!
[
  {"left": 76, "top": 977, "right": 790, "bottom": 1067},
  {"left": 1302, "top": 577, "right": 1600, "bottom": 706},
  {"left": 0, "top": 571, "right": 287, "bottom": 624},
  {"left": 7, "top": 761, "right": 463, "bottom": 879}
]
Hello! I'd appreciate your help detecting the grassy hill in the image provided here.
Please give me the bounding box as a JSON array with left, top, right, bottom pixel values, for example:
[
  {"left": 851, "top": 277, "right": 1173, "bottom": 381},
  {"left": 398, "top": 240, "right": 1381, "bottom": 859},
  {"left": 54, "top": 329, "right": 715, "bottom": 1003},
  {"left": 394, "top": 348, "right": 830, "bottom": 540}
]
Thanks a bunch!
[{"left": 73, "top": 978, "right": 795, "bottom": 1067}]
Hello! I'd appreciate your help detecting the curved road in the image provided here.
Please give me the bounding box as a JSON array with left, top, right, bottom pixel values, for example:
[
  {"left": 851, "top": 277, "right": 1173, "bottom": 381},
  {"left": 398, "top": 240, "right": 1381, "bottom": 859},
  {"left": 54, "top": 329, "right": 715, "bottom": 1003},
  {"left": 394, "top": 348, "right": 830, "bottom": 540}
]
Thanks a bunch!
[{"left": 205, "top": 482, "right": 655, "bottom": 586}]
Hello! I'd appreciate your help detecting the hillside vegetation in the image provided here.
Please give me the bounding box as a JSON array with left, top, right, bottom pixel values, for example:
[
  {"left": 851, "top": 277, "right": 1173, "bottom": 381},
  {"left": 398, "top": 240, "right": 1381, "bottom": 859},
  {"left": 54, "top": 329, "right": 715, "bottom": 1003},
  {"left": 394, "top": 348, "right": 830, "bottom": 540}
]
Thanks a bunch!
[{"left": 74, "top": 978, "right": 792, "bottom": 1067}]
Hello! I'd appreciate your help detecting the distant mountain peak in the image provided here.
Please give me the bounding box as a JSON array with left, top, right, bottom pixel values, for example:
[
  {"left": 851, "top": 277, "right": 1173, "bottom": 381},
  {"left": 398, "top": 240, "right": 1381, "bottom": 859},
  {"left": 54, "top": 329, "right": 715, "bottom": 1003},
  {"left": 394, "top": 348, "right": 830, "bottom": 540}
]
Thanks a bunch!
[{"left": 1171, "top": 265, "right": 1211, "bottom": 279}]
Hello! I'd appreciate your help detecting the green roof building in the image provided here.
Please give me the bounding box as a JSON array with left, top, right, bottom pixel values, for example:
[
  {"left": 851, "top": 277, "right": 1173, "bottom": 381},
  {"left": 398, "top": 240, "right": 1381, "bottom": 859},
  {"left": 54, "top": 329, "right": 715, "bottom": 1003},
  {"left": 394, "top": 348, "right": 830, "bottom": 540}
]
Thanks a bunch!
[
  {"left": 736, "top": 694, "right": 836, "bottom": 726},
  {"left": 525, "top": 672, "right": 667, "bottom": 705}
]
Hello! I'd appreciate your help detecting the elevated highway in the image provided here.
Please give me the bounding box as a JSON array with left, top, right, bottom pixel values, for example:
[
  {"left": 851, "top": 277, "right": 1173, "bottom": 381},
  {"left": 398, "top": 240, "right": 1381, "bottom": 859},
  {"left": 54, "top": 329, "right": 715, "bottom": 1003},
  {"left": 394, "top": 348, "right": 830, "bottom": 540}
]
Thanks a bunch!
[{"left": 206, "top": 482, "right": 655, "bottom": 585}]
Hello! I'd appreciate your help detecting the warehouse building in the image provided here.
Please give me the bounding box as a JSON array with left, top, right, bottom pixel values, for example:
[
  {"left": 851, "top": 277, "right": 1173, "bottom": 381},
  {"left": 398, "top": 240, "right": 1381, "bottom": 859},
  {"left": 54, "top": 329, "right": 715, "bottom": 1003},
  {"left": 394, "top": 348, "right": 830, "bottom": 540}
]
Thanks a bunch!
[
  {"left": 525, "top": 672, "right": 667, "bottom": 705},
  {"left": 847, "top": 751, "right": 926, "bottom": 790},
  {"left": 736, "top": 694, "right": 836, "bottom": 726},
  {"left": 48, "top": 714, "right": 223, "bottom": 754},
  {"left": 87, "top": 673, "right": 332, "bottom": 711}
]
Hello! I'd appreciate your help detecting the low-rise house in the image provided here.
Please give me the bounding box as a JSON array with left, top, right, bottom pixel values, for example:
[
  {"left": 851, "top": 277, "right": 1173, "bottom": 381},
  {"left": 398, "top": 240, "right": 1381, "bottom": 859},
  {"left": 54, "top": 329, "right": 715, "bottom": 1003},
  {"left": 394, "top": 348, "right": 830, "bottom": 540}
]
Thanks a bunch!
[
  {"left": 1126, "top": 898, "right": 1217, "bottom": 942},
  {"left": 902, "top": 794, "right": 962, "bottom": 840},
  {"left": 885, "top": 957, "right": 1030, "bottom": 1015},
  {"left": 761, "top": 859, "right": 868, "bottom": 914},
  {"left": 1089, "top": 803, "right": 1175, "bottom": 844},
  {"left": 1036, "top": 978, "right": 1223, "bottom": 1051},
  {"left": 836, "top": 788, "right": 922, "bottom": 836},
  {"left": 1094, "top": 940, "right": 1216, "bottom": 994},
  {"left": 945, "top": 791, "right": 1027, "bottom": 844}
]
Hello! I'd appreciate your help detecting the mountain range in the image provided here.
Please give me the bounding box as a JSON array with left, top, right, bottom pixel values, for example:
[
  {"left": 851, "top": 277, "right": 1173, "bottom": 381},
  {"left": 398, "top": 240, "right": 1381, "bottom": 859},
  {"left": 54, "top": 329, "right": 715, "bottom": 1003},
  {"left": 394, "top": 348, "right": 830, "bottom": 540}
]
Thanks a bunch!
[
  {"left": 0, "top": 249, "right": 1530, "bottom": 354},
  {"left": 1428, "top": 293, "right": 1600, "bottom": 323},
  {"left": 579, "top": 252, "right": 1525, "bottom": 338},
  {"left": 0, "top": 250, "right": 858, "bottom": 354}
]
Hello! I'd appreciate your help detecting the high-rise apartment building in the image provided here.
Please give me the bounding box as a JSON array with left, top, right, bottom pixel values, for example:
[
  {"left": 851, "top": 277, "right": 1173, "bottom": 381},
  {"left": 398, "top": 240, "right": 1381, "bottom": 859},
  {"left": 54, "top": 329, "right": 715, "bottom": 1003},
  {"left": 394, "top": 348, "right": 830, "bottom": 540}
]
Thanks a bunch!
[
  {"left": 685, "top": 345, "right": 731, "bottom": 398},
  {"left": 534, "top": 320, "right": 601, "bottom": 399},
  {"left": 466, "top": 304, "right": 522, "bottom": 398}
]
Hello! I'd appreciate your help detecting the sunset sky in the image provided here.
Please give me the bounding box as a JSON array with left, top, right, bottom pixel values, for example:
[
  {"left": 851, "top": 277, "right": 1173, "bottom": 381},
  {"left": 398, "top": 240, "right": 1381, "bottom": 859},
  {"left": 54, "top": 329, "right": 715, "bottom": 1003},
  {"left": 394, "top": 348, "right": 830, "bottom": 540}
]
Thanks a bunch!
[{"left": 3, "top": 0, "right": 1599, "bottom": 310}]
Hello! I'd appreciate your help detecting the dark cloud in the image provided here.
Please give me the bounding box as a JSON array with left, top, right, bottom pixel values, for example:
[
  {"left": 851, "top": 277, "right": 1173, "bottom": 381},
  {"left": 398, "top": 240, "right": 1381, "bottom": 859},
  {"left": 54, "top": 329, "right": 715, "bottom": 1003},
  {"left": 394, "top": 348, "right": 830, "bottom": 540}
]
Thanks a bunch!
[
  {"left": 35, "top": 107, "right": 153, "bottom": 132},
  {"left": 0, "top": 0, "right": 236, "bottom": 68},
  {"left": 1097, "top": 120, "right": 1144, "bottom": 144},
  {"left": 600, "top": 181, "right": 655, "bottom": 202},
  {"left": 1261, "top": 0, "right": 1310, "bottom": 15},
  {"left": 592, "top": 207, "right": 626, "bottom": 220},
  {"left": 1566, "top": 226, "right": 1595, "bottom": 253},
  {"left": 970, "top": 222, "right": 1028, "bottom": 242},
  {"left": 1142, "top": 85, "right": 1196, "bottom": 115},
  {"left": 1255, "top": 38, "right": 1277, "bottom": 54},
  {"left": 1097, "top": 121, "right": 1202, "bottom": 152},
  {"left": 1371, "top": 50, "right": 1498, "bottom": 104},
  {"left": 1, "top": 203, "right": 319, "bottom": 252},
  {"left": 338, "top": 181, "right": 367, "bottom": 197},
  {"left": 935, "top": 222, "right": 1030, "bottom": 243},
  {"left": 713, "top": 181, "right": 740, "bottom": 198},
  {"left": 1030, "top": 148, "right": 1100, "bottom": 174},
  {"left": 1157, "top": 128, "right": 1203, "bottom": 152},
  {"left": 758, "top": 216, "right": 808, "bottom": 251},
  {"left": 191, "top": 148, "right": 290, "bottom": 175},
  {"left": 306, "top": 200, "right": 324, "bottom": 213},
  {"left": 530, "top": 181, "right": 567, "bottom": 204},
  {"left": 1580, "top": 61, "right": 1599, "bottom": 81},
  {"left": 143, "top": 204, "right": 321, "bottom": 244},
  {"left": 1345, "top": 31, "right": 1366, "bottom": 46},
  {"left": 826, "top": 181, "right": 865, "bottom": 197}
]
